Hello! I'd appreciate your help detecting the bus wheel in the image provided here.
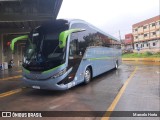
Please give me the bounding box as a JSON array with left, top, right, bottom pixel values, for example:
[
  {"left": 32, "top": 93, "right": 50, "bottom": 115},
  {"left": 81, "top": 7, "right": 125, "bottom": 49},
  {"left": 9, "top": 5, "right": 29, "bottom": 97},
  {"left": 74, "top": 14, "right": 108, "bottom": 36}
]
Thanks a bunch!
[
  {"left": 115, "top": 61, "right": 118, "bottom": 69},
  {"left": 84, "top": 68, "right": 91, "bottom": 84}
]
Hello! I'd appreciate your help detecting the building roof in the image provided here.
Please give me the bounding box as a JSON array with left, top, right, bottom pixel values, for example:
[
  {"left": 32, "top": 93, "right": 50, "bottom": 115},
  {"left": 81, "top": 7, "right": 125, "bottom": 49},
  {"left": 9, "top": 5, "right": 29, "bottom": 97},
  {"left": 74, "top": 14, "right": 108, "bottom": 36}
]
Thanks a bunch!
[
  {"left": 132, "top": 15, "right": 160, "bottom": 28},
  {"left": 125, "top": 33, "right": 132, "bottom": 36},
  {"left": 0, "top": 0, "right": 63, "bottom": 34}
]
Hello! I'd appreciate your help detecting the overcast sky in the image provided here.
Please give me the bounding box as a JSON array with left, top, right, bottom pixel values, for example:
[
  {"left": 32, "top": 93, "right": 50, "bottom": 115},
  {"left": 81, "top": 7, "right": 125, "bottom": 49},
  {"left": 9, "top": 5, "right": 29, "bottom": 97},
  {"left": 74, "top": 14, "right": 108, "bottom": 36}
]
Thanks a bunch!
[{"left": 57, "top": 0, "right": 159, "bottom": 39}]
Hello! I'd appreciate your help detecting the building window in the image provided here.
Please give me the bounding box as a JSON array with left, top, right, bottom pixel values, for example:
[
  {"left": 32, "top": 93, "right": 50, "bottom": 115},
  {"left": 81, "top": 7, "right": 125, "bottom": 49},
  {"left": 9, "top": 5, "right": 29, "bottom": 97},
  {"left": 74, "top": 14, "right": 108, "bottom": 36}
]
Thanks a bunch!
[
  {"left": 134, "top": 36, "right": 138, "bottom": 39},
  {"left": 156, "top": 21, "right": 160, "bottom": 25},
  {"left": 153, "top": 42, "right": 156, "bottom": 46},
  {"left": 152, "top": 23, "right": 155, "bottom": 27},
  {"left": 152, "top": 32, "right": 156, "bottom": 35},
  {"left": 136, "top": 44, "right": 138, "bottom": 47},
  {"left": 144, "top": 34, "right": 148, "bottom": 37},
  {"left": 143, "top": 26, "right": 147, "bottom": 29},
  {"left": 146, "top": 43, "right": 148, "bottom": 47},
  {"left": 141, "top": 44, "right": 142, "bottom": 48},
  {"left": 134, "top": 29, "right": 137, "bottom": 32}
]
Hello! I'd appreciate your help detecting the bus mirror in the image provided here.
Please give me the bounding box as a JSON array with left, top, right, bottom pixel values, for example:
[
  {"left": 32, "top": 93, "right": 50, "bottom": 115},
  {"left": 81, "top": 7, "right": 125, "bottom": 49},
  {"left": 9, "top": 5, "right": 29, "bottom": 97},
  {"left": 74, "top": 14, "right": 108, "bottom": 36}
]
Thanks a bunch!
[
  {"left": 59, "top": 29, "right": 86, "bottom": 48},
  {"left": 10, "top": 35, "right": 28, "bottom": 52}
]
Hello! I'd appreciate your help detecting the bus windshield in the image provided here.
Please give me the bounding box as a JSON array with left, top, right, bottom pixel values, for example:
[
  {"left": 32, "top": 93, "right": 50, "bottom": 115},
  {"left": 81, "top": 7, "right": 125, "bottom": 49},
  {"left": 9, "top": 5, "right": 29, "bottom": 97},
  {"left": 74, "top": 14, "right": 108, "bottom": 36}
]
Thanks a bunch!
[{"left": 23, "top": 21, "right": 69, "bottom": 72}]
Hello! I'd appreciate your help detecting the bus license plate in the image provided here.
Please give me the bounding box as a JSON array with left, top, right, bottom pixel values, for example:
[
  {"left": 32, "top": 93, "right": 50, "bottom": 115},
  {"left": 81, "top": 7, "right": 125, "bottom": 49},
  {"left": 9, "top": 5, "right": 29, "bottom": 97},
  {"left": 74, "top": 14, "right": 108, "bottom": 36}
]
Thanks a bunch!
[{"left": 32, "top": 86, "right": 40, "bottom": 89}]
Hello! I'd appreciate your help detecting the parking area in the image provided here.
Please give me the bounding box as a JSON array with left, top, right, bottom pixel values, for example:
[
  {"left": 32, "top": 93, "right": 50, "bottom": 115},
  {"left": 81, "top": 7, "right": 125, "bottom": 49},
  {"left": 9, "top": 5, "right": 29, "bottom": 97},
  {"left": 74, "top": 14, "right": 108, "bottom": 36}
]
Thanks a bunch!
[{"left": 0, "top": 61, "right": 159, "bottom": 120}]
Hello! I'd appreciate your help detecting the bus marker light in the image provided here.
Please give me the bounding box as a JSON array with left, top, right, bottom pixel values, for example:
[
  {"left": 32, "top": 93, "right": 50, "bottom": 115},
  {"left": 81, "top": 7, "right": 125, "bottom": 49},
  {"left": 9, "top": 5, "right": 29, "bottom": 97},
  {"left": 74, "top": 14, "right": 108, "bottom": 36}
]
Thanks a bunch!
[
  {"left": 68, "top": 74, "right": 74, "bottom": 80},
  {"left": 52, "top": 68, "right": 66, "bottom": 79},
  {"left": 68, "top": 76, "right": 72, "bottom": 79}
]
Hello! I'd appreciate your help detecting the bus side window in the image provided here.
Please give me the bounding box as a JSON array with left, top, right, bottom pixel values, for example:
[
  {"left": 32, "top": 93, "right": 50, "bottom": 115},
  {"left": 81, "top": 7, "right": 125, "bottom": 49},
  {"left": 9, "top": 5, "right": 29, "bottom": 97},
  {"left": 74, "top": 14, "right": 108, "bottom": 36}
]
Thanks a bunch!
[
  {"left": 69, "top": 42, "right": 76, "bottom": 56},
  {"left": 69, "top": 33, "right": 78, "bottom": 57}
]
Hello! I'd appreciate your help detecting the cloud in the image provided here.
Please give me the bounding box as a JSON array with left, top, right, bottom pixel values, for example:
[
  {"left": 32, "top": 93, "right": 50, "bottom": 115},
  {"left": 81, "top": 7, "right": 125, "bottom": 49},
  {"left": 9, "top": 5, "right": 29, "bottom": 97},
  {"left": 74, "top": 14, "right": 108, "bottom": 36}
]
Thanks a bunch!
[{"left": 58, "top": 0, "right": 159, "bottom": 39}]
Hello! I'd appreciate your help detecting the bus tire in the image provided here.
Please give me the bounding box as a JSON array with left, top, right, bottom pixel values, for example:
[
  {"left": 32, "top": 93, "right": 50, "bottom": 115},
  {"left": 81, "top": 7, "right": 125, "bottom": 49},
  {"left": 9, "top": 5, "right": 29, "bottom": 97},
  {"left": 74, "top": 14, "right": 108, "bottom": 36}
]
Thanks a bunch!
[
  {"left": 115, "top": 61, "right": 118, "bottom": 69},
  {"left": 84, "top": 68, "right": 91, "bottom": 84}
]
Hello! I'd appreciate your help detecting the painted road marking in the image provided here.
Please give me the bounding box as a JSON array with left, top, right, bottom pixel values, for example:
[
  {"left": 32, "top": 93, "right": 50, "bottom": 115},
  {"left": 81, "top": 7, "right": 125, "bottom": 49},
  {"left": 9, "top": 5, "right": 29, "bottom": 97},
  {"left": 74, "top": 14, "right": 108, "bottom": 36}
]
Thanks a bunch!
[
  {"left": 49, "top": 105, "right": 61, "bottom": 110},
  {"left": 101, "top": 66, "right": 138, "bottom": 120},
  {"left": 0, "top": 88, "right": 24, "bottom": 98},
  {"left": 0, "top": 75, "right": 22, "bottom": 81}
]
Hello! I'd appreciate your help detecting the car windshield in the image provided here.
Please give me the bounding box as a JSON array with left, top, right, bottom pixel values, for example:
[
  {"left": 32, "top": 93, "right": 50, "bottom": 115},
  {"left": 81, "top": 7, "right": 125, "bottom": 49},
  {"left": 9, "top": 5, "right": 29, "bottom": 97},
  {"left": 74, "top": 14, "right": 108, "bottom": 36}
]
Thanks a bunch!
[{"left": 22, "top": 20, "right": 69, "bottom": 72}]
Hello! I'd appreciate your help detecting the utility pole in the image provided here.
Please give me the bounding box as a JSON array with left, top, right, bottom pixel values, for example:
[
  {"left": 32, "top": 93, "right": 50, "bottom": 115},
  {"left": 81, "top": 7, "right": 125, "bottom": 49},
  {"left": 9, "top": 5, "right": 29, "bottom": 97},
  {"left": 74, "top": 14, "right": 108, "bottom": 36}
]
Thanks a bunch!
[
  {"left": 119, "top": 30, "right": 123, "bottom": 51},
  {"left": 119, "top": 30, "right": 122, "bottom": 43}
]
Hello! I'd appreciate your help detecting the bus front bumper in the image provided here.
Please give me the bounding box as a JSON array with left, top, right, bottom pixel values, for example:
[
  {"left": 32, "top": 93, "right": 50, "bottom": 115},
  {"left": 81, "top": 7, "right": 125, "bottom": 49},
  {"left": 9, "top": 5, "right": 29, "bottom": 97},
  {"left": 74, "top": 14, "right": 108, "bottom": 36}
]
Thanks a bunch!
[{"left": 22, "top": 76, "right": 75, "bottom": 90}]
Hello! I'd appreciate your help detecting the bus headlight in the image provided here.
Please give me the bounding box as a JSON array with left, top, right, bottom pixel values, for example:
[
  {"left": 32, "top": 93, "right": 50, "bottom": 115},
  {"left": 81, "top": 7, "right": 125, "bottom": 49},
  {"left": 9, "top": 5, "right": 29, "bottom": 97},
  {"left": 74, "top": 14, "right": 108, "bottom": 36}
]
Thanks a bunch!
[{"left": 52, "top": 68, "right": 67, "bottom": 79}]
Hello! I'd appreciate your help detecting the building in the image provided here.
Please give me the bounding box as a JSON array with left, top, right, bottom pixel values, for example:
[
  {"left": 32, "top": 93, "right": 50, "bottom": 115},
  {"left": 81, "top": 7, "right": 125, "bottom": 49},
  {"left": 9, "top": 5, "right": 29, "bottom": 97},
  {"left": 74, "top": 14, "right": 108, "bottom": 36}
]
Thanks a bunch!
[
  {"left": 132, "top": 15, "right": 160, "bottom": 53},
  {"left": 123, "top": 33, "right": 134, "bottom": 52}
]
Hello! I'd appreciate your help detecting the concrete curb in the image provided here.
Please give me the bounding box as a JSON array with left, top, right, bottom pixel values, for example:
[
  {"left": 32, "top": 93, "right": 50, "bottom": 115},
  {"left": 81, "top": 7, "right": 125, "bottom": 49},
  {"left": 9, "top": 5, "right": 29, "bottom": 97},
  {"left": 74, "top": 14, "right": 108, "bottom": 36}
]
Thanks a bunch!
[{"left": 122, "top": 58, "right": 160, "bottom": 62}]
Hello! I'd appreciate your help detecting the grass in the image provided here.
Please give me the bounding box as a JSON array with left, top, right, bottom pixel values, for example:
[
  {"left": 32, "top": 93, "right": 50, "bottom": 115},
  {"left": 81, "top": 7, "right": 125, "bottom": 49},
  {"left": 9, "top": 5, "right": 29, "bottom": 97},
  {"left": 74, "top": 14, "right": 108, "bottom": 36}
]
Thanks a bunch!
[{"left": 122, "top": 52, "right": 160, "bottom": 58}]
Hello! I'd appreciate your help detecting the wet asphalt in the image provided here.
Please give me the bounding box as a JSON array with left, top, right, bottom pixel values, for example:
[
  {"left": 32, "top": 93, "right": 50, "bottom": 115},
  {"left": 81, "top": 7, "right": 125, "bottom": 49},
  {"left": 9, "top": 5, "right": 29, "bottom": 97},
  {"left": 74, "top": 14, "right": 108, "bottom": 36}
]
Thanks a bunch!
[{"left": 0, "top": 61, "right": 159, "bottom": 120}]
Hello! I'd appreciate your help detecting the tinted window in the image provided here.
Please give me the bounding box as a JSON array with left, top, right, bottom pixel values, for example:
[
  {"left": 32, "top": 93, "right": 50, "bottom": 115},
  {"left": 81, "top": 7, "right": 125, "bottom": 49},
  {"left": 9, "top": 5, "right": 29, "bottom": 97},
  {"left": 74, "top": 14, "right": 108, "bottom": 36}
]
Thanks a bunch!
[
  {"left": 69, "top": 33, "right": 79, "bottom": 56},
  {"left": 70, "top": 23, "right": 94, "bottom": 54},
  {"left": 70, "top": 23, "right": 121, "bottom": 50},
  {"left": 23, "top": 20, "right": 69, "bottom": 72}
]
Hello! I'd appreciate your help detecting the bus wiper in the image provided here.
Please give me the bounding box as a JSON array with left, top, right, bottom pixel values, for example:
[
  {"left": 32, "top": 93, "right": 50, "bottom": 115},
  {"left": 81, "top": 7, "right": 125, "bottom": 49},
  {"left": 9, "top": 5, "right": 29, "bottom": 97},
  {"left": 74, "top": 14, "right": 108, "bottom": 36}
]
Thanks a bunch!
[
  {"left": 47, "top": 45, "right": 59, "bottom": 59},
  {"left": 39, "top": 35, "right": 45, "bottom": 53}
]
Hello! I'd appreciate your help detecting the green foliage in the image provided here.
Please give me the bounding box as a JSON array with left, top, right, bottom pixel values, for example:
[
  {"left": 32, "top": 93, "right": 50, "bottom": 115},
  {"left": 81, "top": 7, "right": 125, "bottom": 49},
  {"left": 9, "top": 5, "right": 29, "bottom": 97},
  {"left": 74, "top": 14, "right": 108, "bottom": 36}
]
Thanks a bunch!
[
  {"left": 122, "top": 52, "right": 160, "bottom": 58},
  {"left": 143, "top": 52, "right": 152, "bottom": 56}
]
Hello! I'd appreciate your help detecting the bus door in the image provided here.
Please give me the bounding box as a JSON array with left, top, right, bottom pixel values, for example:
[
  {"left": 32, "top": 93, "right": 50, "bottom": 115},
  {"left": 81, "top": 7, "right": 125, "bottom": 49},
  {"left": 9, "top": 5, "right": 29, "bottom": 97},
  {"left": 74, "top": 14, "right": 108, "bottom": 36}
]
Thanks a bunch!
[{"left": 67, "top": 33, "right": 83, "bottom": 82}]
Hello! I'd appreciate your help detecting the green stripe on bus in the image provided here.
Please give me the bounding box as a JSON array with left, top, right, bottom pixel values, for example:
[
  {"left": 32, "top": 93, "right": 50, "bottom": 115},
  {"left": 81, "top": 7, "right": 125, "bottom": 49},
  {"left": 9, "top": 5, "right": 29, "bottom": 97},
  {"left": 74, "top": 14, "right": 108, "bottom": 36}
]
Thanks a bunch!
[
  {"left": 42, "top": 64, "right": 65, "bottom": 74},
  {"left": 23, "top": 67, "right": 30, "bottom": 74},
  {"left": 88, "top": 57, "right": 111, "bottom": 60}
]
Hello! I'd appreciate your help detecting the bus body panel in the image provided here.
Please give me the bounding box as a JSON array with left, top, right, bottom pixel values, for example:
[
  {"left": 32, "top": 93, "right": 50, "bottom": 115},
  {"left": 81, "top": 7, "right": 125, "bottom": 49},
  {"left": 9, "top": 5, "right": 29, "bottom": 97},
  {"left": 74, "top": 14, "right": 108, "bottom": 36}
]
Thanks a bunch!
[{"left": 74, "top": 47, "right": 122, "bottom": 81}]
